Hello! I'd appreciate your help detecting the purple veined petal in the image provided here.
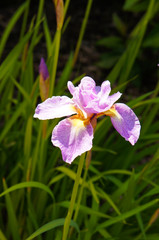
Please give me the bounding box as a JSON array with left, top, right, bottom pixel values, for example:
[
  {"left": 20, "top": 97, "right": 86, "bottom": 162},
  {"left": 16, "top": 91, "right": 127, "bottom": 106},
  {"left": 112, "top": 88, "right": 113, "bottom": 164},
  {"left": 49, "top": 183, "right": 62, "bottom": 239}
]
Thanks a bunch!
[
  {"left": 73, "top": 77, "right": 99, "bottom": 115},
  {"left": 85, "top": 91, "right": 122, "bottom": 114},
  {"left": 100, "top": 80, "right": 111, "bottom": 97},
  {"left": 98, "top": 80, "right": 121, "bottom": 109},
  {"left": 67, "top": 81, "right": 76, "bottom": 96},
  {"left": 110, "top": 103, "right": 141, "bottom": 145},
  {"left": 80, "top": 76, "right": 96, "bottom": 90},
  {"left": 68, "top": 81, "right": 89, "bottom": 118},
  {"left": 39, "top": 58, "right": 49, "bottom": 81},
  {"left": 100, "top": 91, "right": 122, "bottom": 110},
  {"left": 96, "top": 80, "right": 111, "bottom": 109},
  {"left": 34, "top": 96, "right": 77, "bottom": 120},
  {"left": 52, "top": 118, "right": 94, "bottom": 164}
]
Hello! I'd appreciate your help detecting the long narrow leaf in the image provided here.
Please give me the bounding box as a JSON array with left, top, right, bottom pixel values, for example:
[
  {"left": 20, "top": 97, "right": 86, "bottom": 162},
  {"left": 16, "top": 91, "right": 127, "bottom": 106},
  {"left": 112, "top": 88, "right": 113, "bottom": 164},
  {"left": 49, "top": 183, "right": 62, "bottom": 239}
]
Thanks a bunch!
[
  {"left": 26, "top": 218, "right": 80, "bottom": 240},
  {"left": 0, "top": 181, "right": 54, "bottom": 200}
]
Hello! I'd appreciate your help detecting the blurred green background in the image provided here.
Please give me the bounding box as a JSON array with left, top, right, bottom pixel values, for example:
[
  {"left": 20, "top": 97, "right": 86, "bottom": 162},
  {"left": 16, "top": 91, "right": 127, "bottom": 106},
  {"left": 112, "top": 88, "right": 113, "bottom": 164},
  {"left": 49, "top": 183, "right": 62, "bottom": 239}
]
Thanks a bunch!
[{"left": 0, "top": 0, "right": 159, "bottom": 239}]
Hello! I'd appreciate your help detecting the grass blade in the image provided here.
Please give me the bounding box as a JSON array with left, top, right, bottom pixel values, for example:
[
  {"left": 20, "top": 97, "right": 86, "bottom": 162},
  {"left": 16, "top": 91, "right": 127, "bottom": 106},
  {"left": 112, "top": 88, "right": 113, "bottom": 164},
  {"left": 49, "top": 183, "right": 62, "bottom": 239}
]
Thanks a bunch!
[
  {"left": 0, "top": 181, "right": 54, "bottom": 200},
  {"left": 26, "top": 218, "right": 80, "bottom": 240}
]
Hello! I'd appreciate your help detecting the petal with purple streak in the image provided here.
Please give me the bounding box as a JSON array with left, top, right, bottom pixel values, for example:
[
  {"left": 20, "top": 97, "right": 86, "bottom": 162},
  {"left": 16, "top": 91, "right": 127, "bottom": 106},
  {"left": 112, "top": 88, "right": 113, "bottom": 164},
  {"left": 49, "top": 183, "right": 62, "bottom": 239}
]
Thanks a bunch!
[
  {"left": 110, "top": 103, "right": 141, "bottom": 145},
  {"left": 34, "top": 96, "right": 77, "bottom": 120},
  {"left": 85, "top": 91, "right": 122, "bottom": 114},
  {"left": 51, "top": 118, "right": 93, "bottom": 164}
]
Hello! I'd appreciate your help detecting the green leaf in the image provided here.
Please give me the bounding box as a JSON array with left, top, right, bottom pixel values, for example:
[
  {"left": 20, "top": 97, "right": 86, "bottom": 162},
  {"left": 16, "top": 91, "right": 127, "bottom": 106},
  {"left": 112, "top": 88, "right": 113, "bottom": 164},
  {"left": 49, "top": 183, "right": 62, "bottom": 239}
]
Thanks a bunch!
[
  {"left": 96, "top": 36, "right": 123, "bottom": 48},
  {"left": 3, "top": 179, "right": 20, "bottom": 240},
  {"left": 123, "top": 0, "right": 140, "bottom": 10},
  {"left": 10, "top": 76, "right": 31, "bottom": 104},
  {"left": 55, "top": 52, "right": 74, "bottom": 95},
  {"left": 97, "top": 187, "right": 122, "bottom": 217},
  {"left": 49, "top": 173, "right": 65, "bottom": 186},
  {"left": 143, "top": 32, "right": 159, "bottom": 48},
  {"left": 0, "top": 101, "right": 27, "bottom": 143},
  {"left": 43, "top": 16, "right": 52, "bottom": 56},
  {"left": 0, "top": 2, "right": 27, "bottom": 59},
  {"left": 113, "top": 13, "right": 127, "bottom": 36},
  {"left": 57, "top": 201, "right": 111, "bottom": 219},
  {"left": 0, "top": 230, "right": 7, "bottom": 240},
  {"left": 26, "top": 218, "right": 80, "bottom": 240},
  {"left": 56, "top": 166, "right": 83, "bottom": 185},
  {"left": 92, "top": 145, "right": 117, "bottom": 155},
  {"left": 0, "top": 31, "right": 32, "bottom": 81},
  {"left": 96, "top": 199, "right": 159, "bottom": 231},
  {"left": 136, "top": 213, "right": 147, "bottom": 240},
  {"left": 0, "top": 181, "right": 54, "bottom": 200},
  {"left": 108, "top": 0, "right": 155, "bottom": 84}
]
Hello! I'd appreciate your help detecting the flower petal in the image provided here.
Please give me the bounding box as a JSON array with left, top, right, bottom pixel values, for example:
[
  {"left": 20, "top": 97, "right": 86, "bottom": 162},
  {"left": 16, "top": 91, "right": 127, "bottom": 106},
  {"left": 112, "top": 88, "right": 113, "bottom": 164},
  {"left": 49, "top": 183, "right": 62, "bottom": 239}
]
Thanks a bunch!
[
  {"left": 80, "top": 76, "right": 96, "bottom": 90},
  {"left": 67, "top": 81, "right": 76, "bottom": 95},
  {"left": 99, "top": 91, "right": 122, "bottom": 110},
  {"left": 100, "top": 80, "right": 111, "bottom": 98},
  {"left": 51, "top": 118, "right": 94, "bottom": 163},
  {"left": 68, "top": 77, "right": 121, "bottom": 116},
  {"left": 34, "top": 96, "right": 77, "bottom": 120},
  {"left": 110, "top": 103, "right": 141, "bottom": 145}
]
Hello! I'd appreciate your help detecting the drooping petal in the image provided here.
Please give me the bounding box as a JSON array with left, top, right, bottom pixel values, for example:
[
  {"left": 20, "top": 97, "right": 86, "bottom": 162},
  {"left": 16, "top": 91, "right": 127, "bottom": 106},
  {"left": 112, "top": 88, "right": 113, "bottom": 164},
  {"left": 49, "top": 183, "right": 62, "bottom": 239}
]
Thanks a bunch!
[
  {"left": 110, "top": 103, "right": 141, "bottom": 145},
  {"left": 51, "top": 118, "right": 94, "bottom": 164},
  {"left": 34, "top": 96, "right": 77, "bottom": 120}
]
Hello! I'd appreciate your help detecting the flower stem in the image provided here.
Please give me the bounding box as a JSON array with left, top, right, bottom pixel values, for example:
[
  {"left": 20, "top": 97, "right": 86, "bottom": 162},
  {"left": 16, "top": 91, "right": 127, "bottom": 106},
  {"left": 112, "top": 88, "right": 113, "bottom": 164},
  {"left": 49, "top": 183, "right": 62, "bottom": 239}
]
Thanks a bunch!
[
  {"left": 69, "top": 166, "right": 88, "bottom": 237},
  {"left": 62, "top": 153, "right": 85, "bottom": 240},
  {"left": 49, "top": 29, "right": 61, "bottom": 96}
]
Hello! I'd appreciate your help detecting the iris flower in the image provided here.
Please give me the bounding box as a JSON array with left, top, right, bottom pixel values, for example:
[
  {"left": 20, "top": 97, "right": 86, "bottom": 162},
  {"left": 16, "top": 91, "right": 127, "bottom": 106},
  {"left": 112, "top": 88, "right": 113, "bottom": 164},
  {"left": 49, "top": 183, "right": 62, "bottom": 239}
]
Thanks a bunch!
[{"left": 34, "top": 76, "right": 140, "bottom": 164}]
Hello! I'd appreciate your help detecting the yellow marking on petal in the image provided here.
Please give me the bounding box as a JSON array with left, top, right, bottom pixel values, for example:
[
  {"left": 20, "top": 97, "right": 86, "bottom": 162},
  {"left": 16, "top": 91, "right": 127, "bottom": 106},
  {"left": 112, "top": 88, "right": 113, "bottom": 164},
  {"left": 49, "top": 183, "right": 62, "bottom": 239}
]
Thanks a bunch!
[
  {"left": 71, "top": 118, "right": 85, "bottom": 128},
  {"left": 69, "top": 104, "right": 78, "bottom": 113},
  {"left": 104, "top": 105, "right": 121, "bottom": 120}
]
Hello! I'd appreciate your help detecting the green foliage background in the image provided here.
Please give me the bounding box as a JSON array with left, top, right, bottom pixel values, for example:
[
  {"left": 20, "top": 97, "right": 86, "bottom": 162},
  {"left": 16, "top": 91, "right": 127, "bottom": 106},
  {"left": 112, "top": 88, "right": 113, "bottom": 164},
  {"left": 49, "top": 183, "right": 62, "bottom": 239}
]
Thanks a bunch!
[{"left": 0, "top": 0, "right": 159, "bottom": 239}]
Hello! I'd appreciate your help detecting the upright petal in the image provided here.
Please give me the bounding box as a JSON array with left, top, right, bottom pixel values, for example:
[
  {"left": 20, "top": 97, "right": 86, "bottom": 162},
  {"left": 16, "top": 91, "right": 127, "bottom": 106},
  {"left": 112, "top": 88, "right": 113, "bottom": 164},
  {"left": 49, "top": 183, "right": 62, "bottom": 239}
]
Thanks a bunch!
[
  {"left": 99, "top": 91, "right": 122, "bottom": 110},
  {"left": 110, "top": 103, "right": 141, "bottom": 145},
  {"left": 34, "top": 96, "right": 77, "bottom": 120},
  {"left": 68, "top": 80, "right": 89, "bottom": 118},
  {"left": 99, "top": 80, "right": 111, "bottom": 99},
  {"left": 52, "top": 118, "right": 94, "bottom": 164},
  {"left": 80, "top": 76, "right": 96, "bottom": 90},
  {"left": 68, "top": 77, "right": 122, "bottom": 116},
  {"left": 67, "top": 81, "right": 76, "bottom": 95}
]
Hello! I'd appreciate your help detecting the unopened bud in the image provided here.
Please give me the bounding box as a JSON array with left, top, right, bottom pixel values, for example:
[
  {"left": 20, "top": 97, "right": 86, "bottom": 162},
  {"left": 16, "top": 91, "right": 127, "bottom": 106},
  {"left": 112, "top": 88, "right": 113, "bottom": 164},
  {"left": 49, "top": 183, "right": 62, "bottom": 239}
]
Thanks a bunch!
[
  {"left": 39, "top": 58, "right": 50, "bottom": 101},
  {"left": 53, "top": 0, "right": 64, "bottom": 30}
]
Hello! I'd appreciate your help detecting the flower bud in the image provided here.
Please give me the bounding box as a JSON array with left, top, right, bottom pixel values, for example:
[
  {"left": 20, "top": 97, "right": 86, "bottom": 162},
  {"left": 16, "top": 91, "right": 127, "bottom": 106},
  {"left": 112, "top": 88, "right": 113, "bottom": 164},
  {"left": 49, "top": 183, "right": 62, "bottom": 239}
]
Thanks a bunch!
[
  {"left": 53, "top": 0, "right": 64, "bottom": 30},
  {"left": 39, "top": 58, "right": 50, "bottom": 101}
]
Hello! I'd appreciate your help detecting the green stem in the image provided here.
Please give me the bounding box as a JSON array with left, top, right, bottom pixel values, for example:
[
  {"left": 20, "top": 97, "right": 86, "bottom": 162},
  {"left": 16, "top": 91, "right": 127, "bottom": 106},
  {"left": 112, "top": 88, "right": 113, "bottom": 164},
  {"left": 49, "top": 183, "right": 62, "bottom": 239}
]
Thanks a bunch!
[
  {"left": 64, "top": 0, "right": 71, "bottom": 20},
  {"left": 49, "top": 29, "right": 61, "bottom": 96},
  {"left": 19, "top": 0, "right": 30, "bottom": 41},
  {"left": 62, "top": 153, "right": 85, "bottom": 240},
  {"left": 69, "top": 166, "right": 88, "bottom": 237},
  {"left": 28, "top": 0, "right": 44, "bottom": 54},
  {"left": 72, "top": 0, "right": 93, "bottom": 67}
]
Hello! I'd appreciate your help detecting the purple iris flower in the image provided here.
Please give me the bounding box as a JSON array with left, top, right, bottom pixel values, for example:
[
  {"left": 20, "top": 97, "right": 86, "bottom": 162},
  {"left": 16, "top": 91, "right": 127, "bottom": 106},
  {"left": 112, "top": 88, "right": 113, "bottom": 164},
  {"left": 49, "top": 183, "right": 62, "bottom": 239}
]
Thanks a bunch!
[{"left": 34, "top": 76, "right": 141, "bottom": 164}]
